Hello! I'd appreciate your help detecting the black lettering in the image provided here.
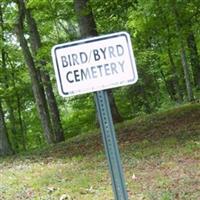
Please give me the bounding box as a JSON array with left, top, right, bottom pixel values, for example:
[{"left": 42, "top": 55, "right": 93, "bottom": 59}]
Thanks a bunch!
[
  {"left": 72, "top": 54, "right": 79, "bottom": 66},
  {"left": 110, "top": 62, "right": 118, "bottom": 74},
  {"left": 108, "top": 46, "right": 116, "bottom": 58},
  {"left": 68, "top": 55, "right": 72, "bottom": 66},
  {"left": 80, "top": 52, "right": 88, "bottom": 64},
  {"left": 61, "top": 56, "right": 68, "bottom": 67},
  {"left": 66, "top": 71, "right": 74, "bottom": 83},
  {"left": 104, "top": 64, "right": 111, "bottom": 76},
  {"left": 91, "top": 66, "right": 98, "bottom": 78},
  {"left": 96, "top": 65, "right": 103, "bottom": 77},
  {"left": 118, "top": 61, "right": 125, "bottom": 72},
  {"left": 81, "top": 68, "right": 91, "bottom": 80},
  {"left": 100, "top": 47, "right": 106, "bottom": 59},
  {"left": 74, "top": 70, "right": 80, "bottom": 82},
  {"left": 93, "top": 49, "right": 101, "bottom": 61},
  {"left": 116, "top": 45, "right": 124, "bottom": 56}
]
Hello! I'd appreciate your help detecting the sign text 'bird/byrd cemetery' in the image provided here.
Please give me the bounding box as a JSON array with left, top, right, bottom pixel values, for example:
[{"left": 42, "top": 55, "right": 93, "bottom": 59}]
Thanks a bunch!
[{"left": 52, "top": 32, "right": 138, "bottom": 97}]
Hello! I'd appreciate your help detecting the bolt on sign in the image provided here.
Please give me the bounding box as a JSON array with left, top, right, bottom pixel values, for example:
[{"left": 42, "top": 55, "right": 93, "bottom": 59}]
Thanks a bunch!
[{"left": 51, "top": 32, "right": 138, "bottom": 97}]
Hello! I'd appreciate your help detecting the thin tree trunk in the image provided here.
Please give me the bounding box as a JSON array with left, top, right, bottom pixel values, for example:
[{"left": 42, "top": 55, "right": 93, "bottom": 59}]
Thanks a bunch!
[
  {"left": 173, "top": 3, "right": 194, "bottom": 101},
  {"left": 167, "top": 45, "right": 183, "bottom": 102},
  {"left": 157, "top": 0, "right": 183, "bottom": 103},
  {"left": 160, "top": 69, "right": 175, "bottom": 101},
  {"left": 0, "top": 99, "right": 13, "bottom": 156},
  {"left": 1, "top": 60, "right": 18, "bottom": 150},
  {"left": 16, "top": 95, "right": 26, "bottom": 150},
  {"left": 74, "top": 0, "right": 123, "bottom": 123},
  {"left": 180, "top": 45, "right": 194, "bottom": 101},
  {"left": 0, "top": 5, "right": 18, "bottom": 151},
  {"left": 187, "top": 32, "right": 200, "bottom": 89},
  {"left": 15, "top": 0, "right": 54, "bottom": 144},
  {"left": 6, "top": 55, "right": 26, "bottom": 150},
  {"left": 40, "top": 70, "right": 65, "bottom": 142},
  {"left": 10, "top": 61, "right": 26, "bottom": 150},
  {"left": 107, "top": 90, "right": 123, "bottom": 122},
  {"left": 25, "top": 7, "right": 65, "bottom": 142}
]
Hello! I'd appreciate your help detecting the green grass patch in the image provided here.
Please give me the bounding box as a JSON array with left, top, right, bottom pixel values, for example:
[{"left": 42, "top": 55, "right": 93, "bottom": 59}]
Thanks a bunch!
[{"left": 0, "top": 103, "right": 200, "bottom": 199}]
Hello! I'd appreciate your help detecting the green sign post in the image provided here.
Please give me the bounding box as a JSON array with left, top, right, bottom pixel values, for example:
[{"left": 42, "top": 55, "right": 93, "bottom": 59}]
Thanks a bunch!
[
  {"left": 95, "top": 90, "right": 128, "bottom": 199},
  {"left": 51, "top": 32, "right": 138, "bottom": 200}
]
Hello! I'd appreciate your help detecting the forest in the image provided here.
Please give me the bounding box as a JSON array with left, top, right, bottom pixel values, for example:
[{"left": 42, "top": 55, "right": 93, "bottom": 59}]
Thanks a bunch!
[
  {"left": 0, "top": 0, "right": 200, "bottom": 156},
  {"left": 0, "top": 0, "right": 200, "bottom": 199}
]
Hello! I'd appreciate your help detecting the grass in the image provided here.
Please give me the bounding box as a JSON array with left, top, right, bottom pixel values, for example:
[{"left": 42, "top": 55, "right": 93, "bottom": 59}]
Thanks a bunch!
[{"left": 0, "top": 103, "right": 200, "bottom": 199}]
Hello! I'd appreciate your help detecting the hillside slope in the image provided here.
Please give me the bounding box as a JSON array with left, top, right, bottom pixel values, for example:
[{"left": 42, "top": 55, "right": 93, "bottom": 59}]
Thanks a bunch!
[
  {"left": 36, "top": 103, "right": 200, "bottom": 158},
  {"left": 0, "top": 103, "right": 200, "bottom": 200}
]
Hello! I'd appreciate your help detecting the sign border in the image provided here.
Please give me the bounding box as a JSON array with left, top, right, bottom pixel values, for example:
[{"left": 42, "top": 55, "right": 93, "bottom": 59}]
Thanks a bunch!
[{"left": 51, "top": 31, "right": 138, "bottom": 97}]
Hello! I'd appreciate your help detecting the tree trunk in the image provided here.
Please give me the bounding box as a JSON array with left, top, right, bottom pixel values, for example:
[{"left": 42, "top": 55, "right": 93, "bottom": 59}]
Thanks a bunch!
[
  {"left": 74, "top": 0, "right": 98, "bottom": 38},
  {"left": 15, "top": 0, "right": 54, "bottom": 144},
  {"left": 160, "top": 69, "right": 176, "bottom": 101},
  {"left": 107, "top": 90, "right": 123, "bottom": 122},
  {"left": 40, "top": 70, "right": 65, "bottom": 142},
  {"left": 16, "top": 95, "right": 26, "bottom": 150},
  {"left": 25, "top": 6, "right": 65, "bottom": 142},
  {"left": 157, "top": 1, "right": 183, "bottom": 103},
  {"left": 0, "top": 4, "right": 18, "bottom": 151},
  {"left": 7, "top": 55, "right": 26, "bottom": 150},
  {"left": 0, "top": 99, "right": 13, "bottom": 156},
  {"left": 10, "top": 60, "right": 26, "bottom": 150},
  {"left": 167, "top": 44, "right": 183, "bottom": 102},
  {"left": 173, "top": 3, "right": 194, "bottom": 102},
  {"left": 180, "top": 45, "right": 194, "bottom": 101},
  {"left": 0, "top": 51, "right": 18, "bottom": 149},
  {"left": 187, "top": 32, "right": 200, "bottom": 89},
  {"left": 74, "top": 0, "right": 123, "bottom": 123}
]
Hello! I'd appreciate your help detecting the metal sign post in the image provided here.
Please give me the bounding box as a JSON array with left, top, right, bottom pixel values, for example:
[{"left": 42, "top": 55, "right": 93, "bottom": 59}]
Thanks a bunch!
[
  {"left": 51, "top": 32, "right": 138, "bottom": 200},
  {"left": 95, "top": 90, "right": 128, "bottom": 200}
]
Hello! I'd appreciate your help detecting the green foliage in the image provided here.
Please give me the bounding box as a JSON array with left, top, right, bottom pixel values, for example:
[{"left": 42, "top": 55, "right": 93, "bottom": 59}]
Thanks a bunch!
[
  {"left": 62, "top": 94, "right": 96, "bottom": 138},
  {"left": 0, "top": 0, "right": 200, "bottom": 152}
]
